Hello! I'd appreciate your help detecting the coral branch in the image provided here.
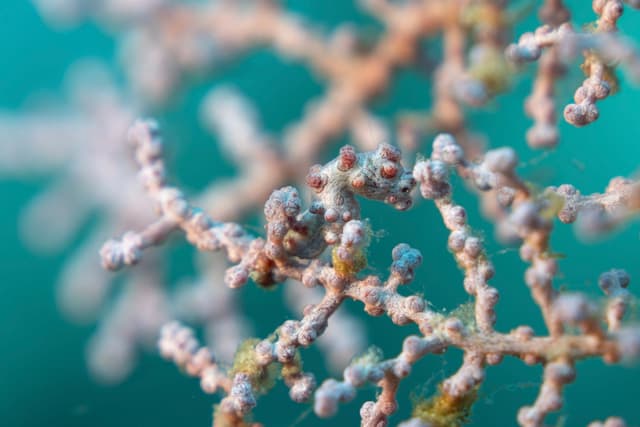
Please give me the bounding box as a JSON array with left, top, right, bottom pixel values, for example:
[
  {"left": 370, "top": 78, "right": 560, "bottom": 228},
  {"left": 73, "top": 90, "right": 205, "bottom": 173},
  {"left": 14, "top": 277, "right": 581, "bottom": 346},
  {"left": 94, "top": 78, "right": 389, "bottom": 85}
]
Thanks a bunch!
[{"left": 103, "top": 123, "right": 640, "bottom": 426}]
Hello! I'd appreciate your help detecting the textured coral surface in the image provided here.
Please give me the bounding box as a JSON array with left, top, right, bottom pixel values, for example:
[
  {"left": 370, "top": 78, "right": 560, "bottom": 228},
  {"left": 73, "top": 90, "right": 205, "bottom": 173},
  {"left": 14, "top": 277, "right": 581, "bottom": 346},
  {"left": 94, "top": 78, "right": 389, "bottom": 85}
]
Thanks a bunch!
[{"left": 1, "top": 1, "right": 640, "bottom": 427}]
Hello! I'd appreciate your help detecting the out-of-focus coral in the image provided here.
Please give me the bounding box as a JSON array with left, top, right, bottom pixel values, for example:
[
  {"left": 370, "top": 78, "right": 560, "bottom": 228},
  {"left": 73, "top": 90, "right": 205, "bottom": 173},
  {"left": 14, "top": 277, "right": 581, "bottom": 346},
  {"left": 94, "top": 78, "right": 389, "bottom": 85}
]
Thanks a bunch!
[
  {"left": 0, "top": 61, "right": 141, "bottom": 254},
  {"left": 506, "top": 0, "right": 640, "bottom": 147},
  {"left": 0, "top": 61, "right": 165, "bottom": 382},
  {"left": 33, "top": 0, "right": 512, "bottom": 185}
]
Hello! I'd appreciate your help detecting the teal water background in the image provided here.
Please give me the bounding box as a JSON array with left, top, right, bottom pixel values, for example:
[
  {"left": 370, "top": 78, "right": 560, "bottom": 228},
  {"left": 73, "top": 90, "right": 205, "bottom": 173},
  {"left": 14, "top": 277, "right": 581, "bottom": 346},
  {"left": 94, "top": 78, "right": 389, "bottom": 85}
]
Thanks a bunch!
[{"left": 1, "top": 1, "right": 640, "bottom": 426}]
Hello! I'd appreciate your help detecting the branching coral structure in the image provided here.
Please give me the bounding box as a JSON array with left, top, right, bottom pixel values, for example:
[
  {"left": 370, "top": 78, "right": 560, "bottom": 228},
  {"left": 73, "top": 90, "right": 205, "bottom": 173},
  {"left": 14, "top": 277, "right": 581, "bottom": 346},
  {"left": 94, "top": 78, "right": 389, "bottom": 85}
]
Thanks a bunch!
[
  {"left": 104, "top": 121, "right": 640, "bottom": 427},
  {"left": 5, "top": 0, "right": 640, "bottom": 426}
]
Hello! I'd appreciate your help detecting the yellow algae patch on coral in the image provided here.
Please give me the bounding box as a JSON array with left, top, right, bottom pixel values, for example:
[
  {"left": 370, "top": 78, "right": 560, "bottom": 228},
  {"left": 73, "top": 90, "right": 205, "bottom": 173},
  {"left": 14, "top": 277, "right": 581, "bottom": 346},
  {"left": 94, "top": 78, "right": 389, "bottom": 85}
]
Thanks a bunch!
[
  {"left": 230, "top": 338, "right": 279, "bottom": 395},
  {"left": 332, "top": 246, "right": 368, "bottom": 278},
  {"left": 412, "top": 386, "right": 479, "bottom": 427}
]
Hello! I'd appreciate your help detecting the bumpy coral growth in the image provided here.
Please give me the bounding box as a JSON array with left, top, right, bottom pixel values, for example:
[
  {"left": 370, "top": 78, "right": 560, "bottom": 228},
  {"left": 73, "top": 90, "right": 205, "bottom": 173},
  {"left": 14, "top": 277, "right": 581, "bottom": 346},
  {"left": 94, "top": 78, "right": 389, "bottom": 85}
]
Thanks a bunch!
[
  {"left": 103, "top": 118, "right": 640, "bottom": 427},
  {"left": 6, "top": 0, "right": 640, "bottom": 426}
]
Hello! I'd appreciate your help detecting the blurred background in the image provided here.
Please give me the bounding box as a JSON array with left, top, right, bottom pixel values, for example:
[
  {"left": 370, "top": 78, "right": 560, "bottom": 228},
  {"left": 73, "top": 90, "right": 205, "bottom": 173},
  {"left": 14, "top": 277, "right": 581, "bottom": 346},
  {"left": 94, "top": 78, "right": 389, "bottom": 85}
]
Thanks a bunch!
[{"left": 1, "top": 1, "right": 640, "bottom": 426}]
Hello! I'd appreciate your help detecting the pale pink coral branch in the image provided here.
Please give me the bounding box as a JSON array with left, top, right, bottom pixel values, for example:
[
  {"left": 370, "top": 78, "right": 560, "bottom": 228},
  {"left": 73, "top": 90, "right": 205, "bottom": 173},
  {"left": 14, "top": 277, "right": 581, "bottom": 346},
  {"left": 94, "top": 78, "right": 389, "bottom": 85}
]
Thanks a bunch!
[
  {"left": 414, "top": 134, "right": 500, "bottom": 333},
  {"left": 197, "top": 86, "right": 288, "bottom": 222},
  {"left": 589, "top": 417, "right": 629, "bottom": 427},
  {"left": 284, "top": 282, "right": 367, "bottom": 373},
  {"left": 507, "top": 1, "right": 640, "bottom": 133},
  {"left": 158, "top": 321, "right": 232, "bottom": 394},
  {"left": 553, "top": 177, "right": 640, "bottom": 238},
  {"left": 519, "top": 0, "right": 572, "bottom": 149}
]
